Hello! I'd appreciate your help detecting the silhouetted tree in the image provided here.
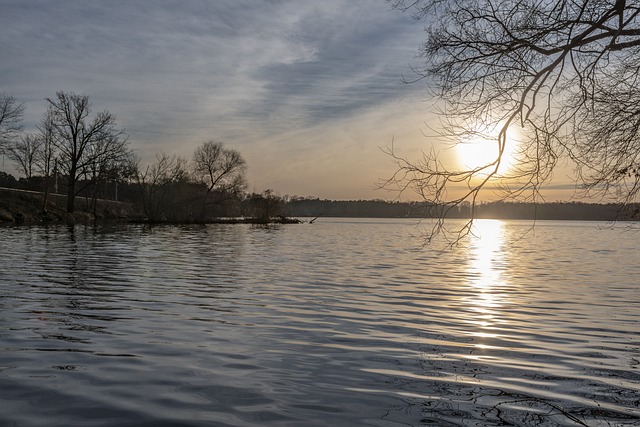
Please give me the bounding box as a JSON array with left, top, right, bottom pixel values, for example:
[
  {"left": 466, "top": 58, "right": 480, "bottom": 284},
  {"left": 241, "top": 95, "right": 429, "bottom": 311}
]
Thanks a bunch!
[
  {"left": 248, "top": 189, "right": 285, "bottom": 222},
  {"left": 86, "top": 149, "right": 138, "bottom": 214},
  {"left": 135, "top": 152, "right": 194, "bottom": 222},
  {"left": 385, "top": 0, "right": 640, "bottom": 241},
  {"left": 192, "top": 140, "right": 246, "bottom": 196},
  {"left": 37, "top": 111, "right": 57, "bottom": 211},
  {"left": 0, "top": 93, "right": 24, "bottom": 154},
  {"left": 46, "top": 91, "right": 130, "bottom": 213},
  {"left": 192, "top": 140, "right": 246, "bottom": 218},
  {"left": 7, "top": 133, "right": 41, "bottom": 181}
]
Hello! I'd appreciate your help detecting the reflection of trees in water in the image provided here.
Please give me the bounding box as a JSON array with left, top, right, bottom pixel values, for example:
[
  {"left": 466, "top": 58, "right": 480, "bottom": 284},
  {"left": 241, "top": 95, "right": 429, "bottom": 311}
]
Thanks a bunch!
[
  {"left": 135, "top": 224, "right": 247, "bottom": 292},
  {"left": 65, "top": 224, "right": 243, "bottom": 295},
  {"left": 30, "top": 225, "right": 137, "bottom": 343},
  {"left": 20, "top": 224, "right": 251, "bottom": 346}
]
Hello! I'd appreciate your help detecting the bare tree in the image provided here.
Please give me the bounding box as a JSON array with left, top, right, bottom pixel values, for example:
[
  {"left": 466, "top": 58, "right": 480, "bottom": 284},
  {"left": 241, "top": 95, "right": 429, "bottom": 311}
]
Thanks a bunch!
[
  {"left": 46, "top": 91, "right": 130, "bottom": 213},
  {"left": 37, "top": 111, "right": 57, "bottom": 211},
  {"left": 0, "top": 93, "right": 25, "bottom": 154},
  {"left": 192, "top": 140, "right": 247, "bottom": 200},
  {"left": 136, "top": 153, "right": 193, "bottom": 221},
  {"left": 7, "top": 133, "right": 42, "bottom": 180},
  {"left": 7, "top": 111, "right": 58, "bottom": 211},
  {"left": 247, "top": 189, "right": 286, "bottom": 222},
  {"left": 384, "top": 0, "right": 640, "bottom": 241},
  {"left": 85, "top": 148, "right": 138, "bottom": 214}
]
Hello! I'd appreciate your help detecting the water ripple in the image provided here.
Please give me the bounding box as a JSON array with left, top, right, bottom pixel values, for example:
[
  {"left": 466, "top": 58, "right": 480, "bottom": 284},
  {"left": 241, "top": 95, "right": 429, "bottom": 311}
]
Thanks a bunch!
[{"left": 0, "top": 220, "right": 639, "bottom": 426}]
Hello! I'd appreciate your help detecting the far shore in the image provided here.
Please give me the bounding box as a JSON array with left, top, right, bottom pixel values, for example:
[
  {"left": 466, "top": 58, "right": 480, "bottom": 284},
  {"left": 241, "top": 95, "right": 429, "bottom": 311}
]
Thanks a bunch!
[{"left": 1, "top": 186, "right": 638, "bottom": 225}]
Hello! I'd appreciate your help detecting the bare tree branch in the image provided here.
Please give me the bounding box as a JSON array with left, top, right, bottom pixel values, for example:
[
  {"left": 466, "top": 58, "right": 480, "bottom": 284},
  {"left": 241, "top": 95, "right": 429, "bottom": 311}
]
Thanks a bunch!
[
  {"left": 6, "top": 134, "right": 41, "bottom": 180},
  {"left": 384, "top": 0, "right": 640, "bottom": 242},
  {"left": 46, "top": 91, "right": 130, "bottom": 213},
  {"left": 0, "top": 93, "right": 25, "bottom": 152},
  {"left": 192, "top": 140, "right": 247, "bottom": 197}
]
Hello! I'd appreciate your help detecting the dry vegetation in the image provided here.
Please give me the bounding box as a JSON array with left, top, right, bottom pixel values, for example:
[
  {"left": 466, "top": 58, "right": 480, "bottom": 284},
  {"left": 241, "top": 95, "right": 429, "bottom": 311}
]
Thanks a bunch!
[{"left": 0, "top": 187, "right": 134, "bottom": 224}]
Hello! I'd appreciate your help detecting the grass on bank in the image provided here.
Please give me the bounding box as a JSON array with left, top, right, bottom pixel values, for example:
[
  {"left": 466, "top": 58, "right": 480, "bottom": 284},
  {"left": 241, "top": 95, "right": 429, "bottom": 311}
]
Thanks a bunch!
[{"left": 0, "top": 187, "right": 134, "bottom": 224}]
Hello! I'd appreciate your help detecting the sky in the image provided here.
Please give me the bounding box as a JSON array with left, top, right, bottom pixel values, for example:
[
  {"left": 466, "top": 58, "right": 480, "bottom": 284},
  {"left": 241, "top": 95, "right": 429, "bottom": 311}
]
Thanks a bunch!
[
  {"left": 1, "top": 0, "right": 583, "bottom": 202},
  {"left": 0, "top": 0, "right": 443, "bottom": 200}
]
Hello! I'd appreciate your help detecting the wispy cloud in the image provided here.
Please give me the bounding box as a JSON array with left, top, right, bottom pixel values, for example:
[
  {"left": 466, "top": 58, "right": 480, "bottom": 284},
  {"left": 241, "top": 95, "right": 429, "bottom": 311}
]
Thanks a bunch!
[{"left": 0, "top": 0, "right": 428, "bottom": 198}]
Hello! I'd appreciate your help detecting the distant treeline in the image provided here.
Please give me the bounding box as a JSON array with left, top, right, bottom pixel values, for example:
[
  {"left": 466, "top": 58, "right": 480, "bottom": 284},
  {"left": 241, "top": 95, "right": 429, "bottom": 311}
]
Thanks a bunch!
[
  {"left": 283, "top": 197, "right": 640, "bottom": 221},
  {"left": 2, "top": 170, "right": 639, "bottom": 222}
]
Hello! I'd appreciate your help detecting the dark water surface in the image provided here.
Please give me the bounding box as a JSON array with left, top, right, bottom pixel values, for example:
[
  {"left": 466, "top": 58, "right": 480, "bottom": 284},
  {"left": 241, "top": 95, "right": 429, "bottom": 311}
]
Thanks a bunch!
[{"left": 1, "top": 219, "right": 639, "bottom": 426}]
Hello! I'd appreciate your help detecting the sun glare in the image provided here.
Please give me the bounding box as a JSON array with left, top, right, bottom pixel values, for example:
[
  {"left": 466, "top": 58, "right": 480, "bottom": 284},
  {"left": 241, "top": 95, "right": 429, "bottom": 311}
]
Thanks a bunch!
[
  {"left": 463, "top": 219, "right": 509, "bottom": 331},
  {"left": 456, "top": 126, "right": 520, "bottom": 177},
  {"left": 468, "top": 220, "right": 507, "bottom": 291}
]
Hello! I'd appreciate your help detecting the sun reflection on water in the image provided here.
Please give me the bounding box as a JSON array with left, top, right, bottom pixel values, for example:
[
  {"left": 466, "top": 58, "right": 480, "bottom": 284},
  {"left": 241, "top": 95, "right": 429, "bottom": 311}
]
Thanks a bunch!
[{"left": 464, "top": 219, "right": 509, "bottom": 334}]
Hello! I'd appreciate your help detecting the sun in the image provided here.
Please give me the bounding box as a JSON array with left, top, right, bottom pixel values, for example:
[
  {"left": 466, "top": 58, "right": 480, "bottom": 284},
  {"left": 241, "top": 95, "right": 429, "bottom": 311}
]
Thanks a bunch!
[{"left": 456, "top": 126, "right": 520, "bottom": 177}]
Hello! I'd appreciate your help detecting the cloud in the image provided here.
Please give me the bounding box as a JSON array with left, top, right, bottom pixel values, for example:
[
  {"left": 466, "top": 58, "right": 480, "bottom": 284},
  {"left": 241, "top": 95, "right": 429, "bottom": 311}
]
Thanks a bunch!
[{"left": 0, "top": 0, "right": 429, "bottom": 198}]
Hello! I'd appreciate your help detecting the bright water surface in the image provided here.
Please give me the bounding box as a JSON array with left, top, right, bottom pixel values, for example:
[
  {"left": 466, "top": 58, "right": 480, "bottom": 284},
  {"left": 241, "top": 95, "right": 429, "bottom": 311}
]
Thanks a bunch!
[{"left": 0, "top": 218, "right": 639, "bottom": 426}]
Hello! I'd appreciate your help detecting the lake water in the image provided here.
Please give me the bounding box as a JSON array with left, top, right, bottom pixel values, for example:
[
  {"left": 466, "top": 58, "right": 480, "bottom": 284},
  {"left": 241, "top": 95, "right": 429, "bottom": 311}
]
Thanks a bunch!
[{"left": 0, "top": 218, "right": 639, "bottom": 426}]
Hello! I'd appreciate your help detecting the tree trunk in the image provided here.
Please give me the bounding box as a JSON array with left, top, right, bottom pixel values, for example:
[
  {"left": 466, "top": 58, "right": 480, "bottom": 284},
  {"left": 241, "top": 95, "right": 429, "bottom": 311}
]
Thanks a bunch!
[
  {"left": 91, "top": 181, "right": 98, "bottom": 216},
  {"left": 42, "top": 174, "right": 50, "bottom": 213},
  {"left": 66, "top": 177, "right": 76, "bottom": 213}
]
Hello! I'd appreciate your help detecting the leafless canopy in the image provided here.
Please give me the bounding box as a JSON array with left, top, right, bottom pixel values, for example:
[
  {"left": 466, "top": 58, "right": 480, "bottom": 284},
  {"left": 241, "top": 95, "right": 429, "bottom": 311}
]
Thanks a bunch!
[
  {"left": 134, "top": 152, "right": 193, "bottom": 221},
  {"left": 6, "top": 133, "right": 41, "bottom": 180},
  {"left": 46, "top": 91, "right": 130, "bottom": 213},
  {"left": 139, "top": 152, "right": 190, "bottom": 188},
  {"left": 384, "top": 0, "right": 640, "bottom": 240},
  {"left": 0, "top": 93, "right": 25, "bottom": 149},
  {"left": 192, "top": 140, "right": 247, "bottom": 197}
]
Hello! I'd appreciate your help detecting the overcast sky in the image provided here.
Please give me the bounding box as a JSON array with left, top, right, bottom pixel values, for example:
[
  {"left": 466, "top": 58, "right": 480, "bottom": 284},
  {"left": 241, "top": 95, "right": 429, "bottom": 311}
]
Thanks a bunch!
[{"left": 0, "top": 0, "right": 442, "bottom": 199}]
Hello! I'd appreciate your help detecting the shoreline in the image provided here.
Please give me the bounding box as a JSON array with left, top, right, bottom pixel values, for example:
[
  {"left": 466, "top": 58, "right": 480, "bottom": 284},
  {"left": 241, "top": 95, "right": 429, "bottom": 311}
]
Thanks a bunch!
[
  {"left": 2, "top": 186, "right": 638, "bottom": 225},
  {"left": 0, "top": 187, "right": 302, "bottom": 226}
]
